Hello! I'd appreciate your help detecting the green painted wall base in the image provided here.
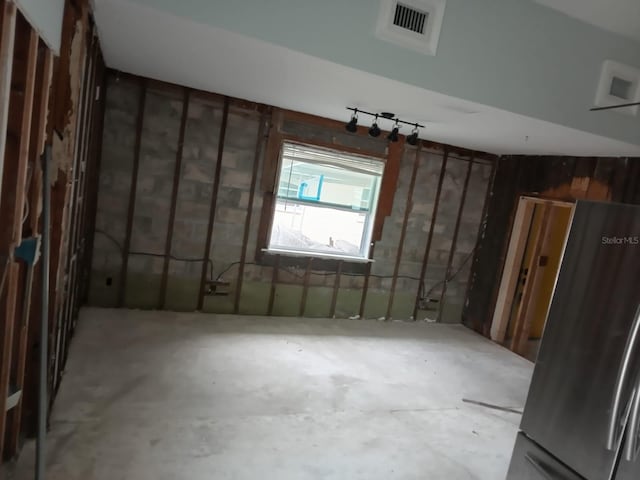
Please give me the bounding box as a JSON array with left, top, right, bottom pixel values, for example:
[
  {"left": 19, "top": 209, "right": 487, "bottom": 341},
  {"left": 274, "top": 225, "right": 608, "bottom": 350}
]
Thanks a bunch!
[{"left": 88, "top": 270, "right": 464, "bottom": 323}]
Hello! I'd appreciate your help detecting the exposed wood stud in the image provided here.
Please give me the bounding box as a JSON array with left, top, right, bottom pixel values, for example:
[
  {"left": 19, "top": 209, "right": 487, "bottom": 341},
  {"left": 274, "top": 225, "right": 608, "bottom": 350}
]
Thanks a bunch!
[
  {"left": 61, "top": 33, "right": 97, "bottom": 339},
  {"left": 234, "top": 112, "right": 267, "bottom": 314},
  {"left": 358, "top": 244, "right": 375, "bottom": 319},
  {"left": 299, "top": 257, "right": 313, "bottom": 317},
  {"left": 462, "top": 160, "right": 496, "bottom": 318},
  {"left": 0, "top": 0, "right": 16, "bottom": 202},
  {"left": 197, "top": 97, "right": 229, "bottom": 310},
  {"left": 330, "top": 260, "right": 342, "bottom": 318},
  {"left": 8, "top": 42, "right": 54, "bottom": 458},
  {"left": 386, "top": 144, "right": 421, "bottom": 320},
  {"left": 117, "top": 79, "right": 147, "bottom": 307},
  {"left": 373, "top": 139, "right": 404, "bottom": 241},
  {"left": 267, "top": 254, "right": 280, "bottom": 316},
  {"left": 412, "top": 150, "right": 448, "bottom": 320},
  {"left": 83, "top": 53, "right": 108, "bottom": 301},
  {"left": 0, "top": 263, "right": 19, "bottom": 456},
  {"left": 159, "top": 88, "right": 190, "bottom": 309},
  {"left": 1, "top": 24, "right": 38, "bottom": 249},
  {"left": 0, "top": 20, "right": 39, "bottom": 457},
  {"left": 437, "top": 156, "right": 474, "bottom": 322}
]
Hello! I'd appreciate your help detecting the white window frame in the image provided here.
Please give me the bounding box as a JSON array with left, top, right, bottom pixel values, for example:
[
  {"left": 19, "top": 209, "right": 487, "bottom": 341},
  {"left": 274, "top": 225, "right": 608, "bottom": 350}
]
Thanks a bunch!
[{"left": 266, "top": 142, "right": 384, "bottom": 262}]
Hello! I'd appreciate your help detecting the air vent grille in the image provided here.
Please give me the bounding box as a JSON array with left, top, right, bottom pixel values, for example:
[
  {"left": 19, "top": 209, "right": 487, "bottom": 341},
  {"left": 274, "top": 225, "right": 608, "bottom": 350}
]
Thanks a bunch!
[{"left": 393, "top": 3, "right": 428, "bottom": 34}]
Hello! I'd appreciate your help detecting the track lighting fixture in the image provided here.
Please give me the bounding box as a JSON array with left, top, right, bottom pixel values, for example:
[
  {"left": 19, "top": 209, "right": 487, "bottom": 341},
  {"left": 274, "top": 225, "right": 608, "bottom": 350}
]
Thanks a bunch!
[
  {"left": 406, "top": 125, "right": 420, "bottom": 146},
  {"left": 345, "top": 109, "right": 358, "bottom": 133},
  {"left": 368, "top": 115, "right": 381, "bottom": 137},
  {"left": 345, "top": 107, "right": 424, "bottom": 144},
  {"left": 387, "top": 121, "right": 400, "bottom": 142}
]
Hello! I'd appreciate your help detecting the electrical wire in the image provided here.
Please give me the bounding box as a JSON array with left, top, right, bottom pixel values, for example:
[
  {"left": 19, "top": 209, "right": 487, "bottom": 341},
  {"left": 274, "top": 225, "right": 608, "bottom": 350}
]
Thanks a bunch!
[
  {"left": 418, "top": 248, "right": 475, "bottom": 305},
  {"left": 94, "top": 230, "right": 472, "bottom": 295},
  {"left": 94, "top": 229, "right": 215, "bottom": 281}
]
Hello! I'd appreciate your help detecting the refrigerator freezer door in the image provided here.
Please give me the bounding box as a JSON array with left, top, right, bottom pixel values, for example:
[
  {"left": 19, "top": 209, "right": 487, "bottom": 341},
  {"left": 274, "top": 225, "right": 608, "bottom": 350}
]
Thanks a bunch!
[
  {"left": 519, "top": 201, "right": 640, "bottom": 480},
  {"left": 507, "top": 433, "right": 585, "bottom": 479}
]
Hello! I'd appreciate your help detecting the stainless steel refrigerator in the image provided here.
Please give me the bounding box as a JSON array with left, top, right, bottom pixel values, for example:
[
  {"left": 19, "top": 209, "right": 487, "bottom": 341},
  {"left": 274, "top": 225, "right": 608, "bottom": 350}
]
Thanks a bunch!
[{"left": 507, "top": 200, "right": 640, "bottom": 480}]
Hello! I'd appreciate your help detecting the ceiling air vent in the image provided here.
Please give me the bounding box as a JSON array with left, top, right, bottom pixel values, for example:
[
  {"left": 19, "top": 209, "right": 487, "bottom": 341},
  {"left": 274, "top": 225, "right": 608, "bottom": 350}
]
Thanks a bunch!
[
  {"left": 594, "top": 60, "right": 640, "bottom": 116},
  {"left": 393, "top": 3, "right": 428, "bottom": 34},
  {"left": 376, "top": 0, "right": 446, "bottom": 56}
]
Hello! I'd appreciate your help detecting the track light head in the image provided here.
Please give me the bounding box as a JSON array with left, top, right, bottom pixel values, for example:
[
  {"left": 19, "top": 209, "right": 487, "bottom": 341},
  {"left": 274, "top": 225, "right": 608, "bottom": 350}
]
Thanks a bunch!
[
  {"left": 407, "top": 125, "right": 420, "bottom": 146},
  {"left": 345, "top": 110, "right": 358, "bottom": 133},
  {"left": 369, "top": 115, "right": 381, "bottom": 137},
  {"left": 387, "top": 122, "right": 400, "bottom": 142}
]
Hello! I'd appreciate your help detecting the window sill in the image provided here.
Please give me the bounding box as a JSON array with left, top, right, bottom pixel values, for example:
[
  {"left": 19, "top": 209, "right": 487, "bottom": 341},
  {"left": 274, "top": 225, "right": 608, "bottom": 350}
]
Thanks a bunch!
[{"left": 262, "top": 248, "right": 374, "bottom": 264}]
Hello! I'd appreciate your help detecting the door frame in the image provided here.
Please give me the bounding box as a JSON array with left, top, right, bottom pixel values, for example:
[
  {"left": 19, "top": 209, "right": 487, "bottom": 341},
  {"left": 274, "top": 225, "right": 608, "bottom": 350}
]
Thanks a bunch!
[{"left": 490, "top": 196, "right": 574, "bottom": 345}]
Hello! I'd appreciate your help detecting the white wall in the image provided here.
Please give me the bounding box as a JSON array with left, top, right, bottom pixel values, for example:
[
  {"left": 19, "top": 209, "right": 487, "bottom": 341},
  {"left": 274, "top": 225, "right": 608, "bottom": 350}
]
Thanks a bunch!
[{"left": 15, "top": 0, "right": 64, "bottom": 54}]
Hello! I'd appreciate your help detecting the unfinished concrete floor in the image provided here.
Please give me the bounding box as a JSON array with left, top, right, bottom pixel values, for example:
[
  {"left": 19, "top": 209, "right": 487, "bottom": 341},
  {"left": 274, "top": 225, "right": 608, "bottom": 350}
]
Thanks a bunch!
[{"left": 12, "top": 308, "right": 533, "bottom": 480}]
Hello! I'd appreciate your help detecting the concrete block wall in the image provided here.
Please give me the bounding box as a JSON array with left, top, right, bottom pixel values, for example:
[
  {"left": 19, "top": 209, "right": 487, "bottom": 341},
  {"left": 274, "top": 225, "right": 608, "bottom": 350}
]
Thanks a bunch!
[{"left": 89, "top": 73, "right": 493, "bottom": 323}]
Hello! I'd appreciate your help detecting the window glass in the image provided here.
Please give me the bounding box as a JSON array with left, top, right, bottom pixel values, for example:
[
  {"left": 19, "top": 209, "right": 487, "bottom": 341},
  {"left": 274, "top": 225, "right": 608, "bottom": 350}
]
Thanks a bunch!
[{"left": 268, "top": 143, "right": 384, "bottom": 259}]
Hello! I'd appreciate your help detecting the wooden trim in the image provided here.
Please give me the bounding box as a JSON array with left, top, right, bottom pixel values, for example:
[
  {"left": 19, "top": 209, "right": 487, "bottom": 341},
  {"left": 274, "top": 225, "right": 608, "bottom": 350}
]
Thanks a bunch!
[
  {"left": 0, "top": 0, "right": 16, "bottom": 201},
  {"left": 260, "top": 110, "right": 283, "bottom": 193},
  {"left": 329, "top": 260, "right": 342, "bottom": 318},
  {"left": 386, "top": 144, "right": 421, "bottom": 320},
  {"left": 412, "top": 150, "right": 448, "bottom": 320},
  {"left": 299, "top": 257, "right": 313, "bottom": 317},
  {"left": 197, "top": 97, "right": 229, "bottom": 310},
  {"left": 267, "top": 254, "right": 279, "bottom": 316},
  {"left": 255, "top": 111, "right": 283, "bottom": 260},
  {"left": 117, "top": 79, "right": 146, "bottom": 307},
  {"left": 510, "top": 203, "right": 553, "bottom": 354},
  {"left": 437, "top": 156, "right": 474, "bottom": 322},
  {"left": 489, "top": 199, "right": 545, "bottom": 341},
  {"left": 234, "top": 112, "right": 267, "bottom": 314},
  {"left": 159, "top": 88, "right": 190, "bottom": 309}
]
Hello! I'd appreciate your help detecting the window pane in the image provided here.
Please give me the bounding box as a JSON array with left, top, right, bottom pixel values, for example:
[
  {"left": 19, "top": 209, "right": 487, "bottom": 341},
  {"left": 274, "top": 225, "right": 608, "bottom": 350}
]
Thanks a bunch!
[
  {"left": 277, "top": 159, "right": 378, "bottom": 211},
  {"left": 268, "top": 142, "right": 383, "bottom": 259},
  {"left": 269, "top": 199, "right": 367, "bottom": 257}
]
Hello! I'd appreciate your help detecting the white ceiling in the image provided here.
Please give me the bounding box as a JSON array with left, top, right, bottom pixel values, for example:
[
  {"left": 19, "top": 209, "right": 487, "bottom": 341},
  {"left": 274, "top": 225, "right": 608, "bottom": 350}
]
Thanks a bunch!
[
  {"left": 535, "top": 0, "right": 640, "bottom": 42},
  {"left": 93, "top": 0, "right": 640, "bottom": 156}
]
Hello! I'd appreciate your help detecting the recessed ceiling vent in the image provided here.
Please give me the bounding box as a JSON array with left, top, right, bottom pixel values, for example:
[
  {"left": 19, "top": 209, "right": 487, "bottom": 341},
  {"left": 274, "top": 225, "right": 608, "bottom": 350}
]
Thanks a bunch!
[
  {"left": 376, "top": 0, "right": 446, "bottom": 56},
  {"left": 594, "top": 60, "right": 640, "bottom": 116},
  {"left": 393, "top": 3, "right": 428, "bottom": 34}
]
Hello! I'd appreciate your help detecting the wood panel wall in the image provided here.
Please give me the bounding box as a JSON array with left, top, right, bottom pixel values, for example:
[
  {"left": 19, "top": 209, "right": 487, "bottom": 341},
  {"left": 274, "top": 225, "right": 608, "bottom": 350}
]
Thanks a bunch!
[{"left": 463, "top": 155, "right": 640, "bottom": 337}]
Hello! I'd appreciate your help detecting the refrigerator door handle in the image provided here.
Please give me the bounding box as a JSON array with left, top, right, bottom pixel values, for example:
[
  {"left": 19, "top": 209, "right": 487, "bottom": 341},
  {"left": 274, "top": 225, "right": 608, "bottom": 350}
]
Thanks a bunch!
[
  {"left": 607, "top": 305, "right": 640, "bottom": 451},
  {"left": 525, "top": 453, "right": 570, "bottom": 480}
]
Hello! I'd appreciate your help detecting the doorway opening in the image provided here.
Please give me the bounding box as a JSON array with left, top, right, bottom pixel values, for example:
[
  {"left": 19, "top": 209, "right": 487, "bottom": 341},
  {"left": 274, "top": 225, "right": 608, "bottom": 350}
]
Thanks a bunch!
[{"left": 490, "top": 197, "right": 574, "bottom": 361}]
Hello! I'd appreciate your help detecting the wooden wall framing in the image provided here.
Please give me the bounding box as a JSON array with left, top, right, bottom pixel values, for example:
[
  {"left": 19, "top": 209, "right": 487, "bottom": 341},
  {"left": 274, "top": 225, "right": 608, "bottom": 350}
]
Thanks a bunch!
[{"left": 0, "top": 0, "right": 105, "bottom": 462}]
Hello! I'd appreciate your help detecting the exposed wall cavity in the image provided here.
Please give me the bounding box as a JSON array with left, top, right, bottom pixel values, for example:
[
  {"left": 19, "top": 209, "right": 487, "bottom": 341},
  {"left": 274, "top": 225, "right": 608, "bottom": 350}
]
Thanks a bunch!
[{"left": 90, "top": 73, "right": 494, "bottom": 323}]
